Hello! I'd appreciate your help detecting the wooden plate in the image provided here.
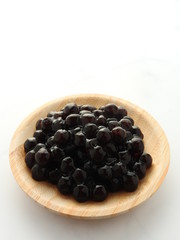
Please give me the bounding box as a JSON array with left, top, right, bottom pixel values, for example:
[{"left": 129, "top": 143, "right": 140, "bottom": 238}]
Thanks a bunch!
[{"left": 9, "top": 94, "right": 170, "bottom": 219}]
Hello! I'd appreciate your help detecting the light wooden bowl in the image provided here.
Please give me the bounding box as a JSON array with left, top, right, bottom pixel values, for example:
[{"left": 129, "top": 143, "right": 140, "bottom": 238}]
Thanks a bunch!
[{"left": 9, "top": 94, "right": 170, "bottom": 219}]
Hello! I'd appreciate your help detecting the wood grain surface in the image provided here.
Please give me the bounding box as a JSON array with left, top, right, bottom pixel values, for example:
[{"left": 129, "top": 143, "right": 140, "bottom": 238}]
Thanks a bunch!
[{"left": 9, "top": 94, "right": 170, "bottom": 219}]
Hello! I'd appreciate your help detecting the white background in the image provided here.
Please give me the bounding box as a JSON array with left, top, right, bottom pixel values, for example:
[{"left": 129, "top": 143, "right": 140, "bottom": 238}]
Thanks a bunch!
[{"left": 0, "top": 0, "right": 180, "bottom": 239}]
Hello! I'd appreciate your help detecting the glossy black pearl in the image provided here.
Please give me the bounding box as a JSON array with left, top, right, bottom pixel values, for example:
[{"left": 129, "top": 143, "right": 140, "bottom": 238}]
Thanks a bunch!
[
  {"left": 46, "top": 136, "right": 55, "bottom": 147},
  {"left": 115, "top": 106, "right": 127, "bottom": 120},
  {"left": 36, "top": 118, "right": 43, "bottom": 130},
  {"left": 57, "top": 176, "right": 72, "bottom": 195},
  {"left": 132, "top": 126, "right": 144, "bottom": 139},
  {"left": 123, "top": 116, "right": 134, "bottom": 125},
  {"left": 98, "top": 165, "right": 112, "bottom": 180},
  {"left": 128, "top": 137, "right": 144, "bottom": 157},
  {"left": 81, "top": 113, "right": 96, "bottom": 126},
  {"left": 34, "top": 143, "right": 46, "bottom": 153},
  {"left": 133, "top": 162, "right": 146, "bottom": 179},
  {"left": 47, "top": 111, "right": 55, "bottom": 117},
  {"left": 54, "top": 129, "right": 69, "bottom": 146},
  {"left": 60, "top": 157, "right": 75, "bottom": 174},
  {"left": 89, "top": 145, "right": 106, "bottom": 165},
  {"left": 69, "top": 126, "right": 82, "bottom": 135},
  {"left": 109, "top": 178, "right": 123, "bottom": 192},
  {"left": 72, "top": 168, "right": 87, "bottom": 184},
  {"left": 80, "top": 110, "right": 91, "bottom": 115},
  {"left": 112, "top": 162, "right": 127, "bottom": 178},
  {"left": 24, "top": 137, "right": 37, "bottom": 153},
  {"left": 119, "top": 119, "right": 132, "bottom": 131},
  {"left": 68, "top": 127, "right": 80, "bottom": 141},
  {"left": 62, "top": 103, "right": 79, "bottom": 118},
  {"left": 52, "top": 118, "right": 64, "bottom": 132},
  {"left": 33, "top": 130, "right": 46, "bottom": 143},
  {"left": 98, "top": 125, "right": 106, "bottom": 130},
  {"left": 25, "top": 150, "right": 35, "bottom": 169},
  {"left": 107, "top": 118, "right": 118, "bottom": 122},
  {"left": 73, "top": 184, "right": 89, "bottom": 202},
  {"left": 63, "top": 144, "right": 76, "bottom": 158},
  {"left": 41, "top": 117, "right": 53, "bottom": 133},
  {"left": 96, "top": 115, "right": 107, "bottom": 126},
  {"left": 74, "top": 131, "right": 86, "bottom": 146},
  {"left": 32, "top": 164, "right": 47, "bottom": 181},
  {"left": 93, "top": 185, "right": 108, "bottom": 202},
  {"left": 123, "top": 171, "right": 139, "bottom": 192},
  {"left": 93, "top": 109, "right": 103, "bottom": 117},
  {"left": 105, "top": 142, "right": 117, "bottom": 156},
  {"left": 118, "top": 150, "right": 131, "bottom": 165},
  {"left": 80, "top": 104, "right": 96, "bottom": 112},
  {"left": 126, "top": 131, "right": 133, "bottom": 140},
  {"left": 47, "top": 111, "right": 63, "bottom": 119},
  {"left": 104, "top": 103, "right": 118, "bottom": 117},
  {"left": 49, "top": 169, "right": 61, "bottom": 184},
  {"left": 140, "top": 153, "right": 152, "bottom": 169},
  {"left": 35, "top": 148, "right": 50, "bottom": 167},
  {"left": 112, "top": 127, "right": 127, "bottom": 143},
  {"left": 83, "top": 161, "right": 93, "bottom": 175},
  {"left": 50, "top": 146, "right": 64, "bottom": 162},
  {"left": 108, "top": 121, "right": 119, "bottom": 130},
  {"left": 75, "top": 150, "right": 87, "bottom": 166},
  {"left": 83, "top": 123, "right": 98, "bottom": 139},
  {"left": 96, "top": 128, "right": 111, "bottom": 144},
  {"left": 65, "top": 114, "right": 81, "bottom": 127}
]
